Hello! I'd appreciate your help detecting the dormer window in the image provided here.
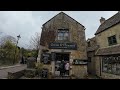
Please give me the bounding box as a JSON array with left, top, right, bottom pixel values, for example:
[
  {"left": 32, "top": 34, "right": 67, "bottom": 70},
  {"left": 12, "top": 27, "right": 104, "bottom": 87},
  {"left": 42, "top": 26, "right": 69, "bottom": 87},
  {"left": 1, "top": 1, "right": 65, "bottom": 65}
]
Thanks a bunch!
[{"left": 57, "top": 29, "right": 69, "bottom": 41}]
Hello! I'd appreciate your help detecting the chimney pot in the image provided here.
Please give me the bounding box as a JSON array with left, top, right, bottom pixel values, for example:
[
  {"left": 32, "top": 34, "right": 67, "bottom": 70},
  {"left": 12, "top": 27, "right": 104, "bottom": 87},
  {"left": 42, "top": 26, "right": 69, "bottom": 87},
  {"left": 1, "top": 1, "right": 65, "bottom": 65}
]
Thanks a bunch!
[{"left": 100, "top": 17, "right": 105, "bottom": 24}]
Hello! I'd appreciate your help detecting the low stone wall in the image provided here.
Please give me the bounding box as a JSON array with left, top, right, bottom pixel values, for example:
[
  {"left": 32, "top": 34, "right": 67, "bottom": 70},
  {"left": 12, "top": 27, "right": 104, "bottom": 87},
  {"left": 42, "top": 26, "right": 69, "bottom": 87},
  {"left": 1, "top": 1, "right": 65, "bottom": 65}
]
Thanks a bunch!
[
  {"left": 8, "top": 70, "right": 25, "bottom": 79},
  {"left": 71, "top": 65, "right": 87, "bottom": 78}
]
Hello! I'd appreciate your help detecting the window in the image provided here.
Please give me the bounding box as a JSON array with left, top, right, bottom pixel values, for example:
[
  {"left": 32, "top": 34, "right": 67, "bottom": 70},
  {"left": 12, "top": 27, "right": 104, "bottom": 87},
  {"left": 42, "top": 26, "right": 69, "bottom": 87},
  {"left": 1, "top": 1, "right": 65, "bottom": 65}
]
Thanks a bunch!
[
  {"left": 108, "top": 35, "right": 117, "bottom": 46},
  {"left": 102, "top": 56, "right": 120, "bottom": 75},
  {"left": 57, "top": 29, "right": 69, "bottom": 41},
  {"left": 58, "top": 32, "right": 64, "bottom": 40}
]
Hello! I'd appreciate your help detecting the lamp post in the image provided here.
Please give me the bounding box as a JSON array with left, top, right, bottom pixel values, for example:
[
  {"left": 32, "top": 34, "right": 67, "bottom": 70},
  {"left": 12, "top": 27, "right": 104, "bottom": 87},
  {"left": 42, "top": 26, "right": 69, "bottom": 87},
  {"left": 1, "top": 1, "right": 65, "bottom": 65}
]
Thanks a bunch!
[{"left": 13, "top": 35, "right": 21, "bottom": 64}]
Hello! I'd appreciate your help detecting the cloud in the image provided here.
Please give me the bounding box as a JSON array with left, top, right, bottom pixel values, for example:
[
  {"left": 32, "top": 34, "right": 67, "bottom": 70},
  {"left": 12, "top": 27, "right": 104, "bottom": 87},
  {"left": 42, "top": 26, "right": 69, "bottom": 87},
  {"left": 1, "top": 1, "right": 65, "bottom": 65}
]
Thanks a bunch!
[
  {"left": 0, "top": 11, "right": 118, "bottom": 48},
  {"left": 0, "top": 11, "right": 42, "bottom": 48}
]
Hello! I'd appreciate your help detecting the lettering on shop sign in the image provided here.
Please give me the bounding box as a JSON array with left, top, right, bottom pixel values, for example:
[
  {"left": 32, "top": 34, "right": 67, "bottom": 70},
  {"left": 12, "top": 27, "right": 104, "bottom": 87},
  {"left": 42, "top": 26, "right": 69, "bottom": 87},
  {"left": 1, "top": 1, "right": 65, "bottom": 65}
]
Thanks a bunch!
[
  {"left": 73, "top": 59, "right": 87, "bottom": 65},
  {"left": 49, "top": 42, "right": 77, "bottom": 50}
]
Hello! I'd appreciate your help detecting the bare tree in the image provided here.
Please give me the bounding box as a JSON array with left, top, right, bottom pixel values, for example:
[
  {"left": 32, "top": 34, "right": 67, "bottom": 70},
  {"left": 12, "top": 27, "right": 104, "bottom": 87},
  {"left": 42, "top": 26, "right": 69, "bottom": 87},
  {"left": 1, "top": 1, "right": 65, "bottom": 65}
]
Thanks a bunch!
[{"left": 30, "top": 32, "right": 41, "bottom": 51}]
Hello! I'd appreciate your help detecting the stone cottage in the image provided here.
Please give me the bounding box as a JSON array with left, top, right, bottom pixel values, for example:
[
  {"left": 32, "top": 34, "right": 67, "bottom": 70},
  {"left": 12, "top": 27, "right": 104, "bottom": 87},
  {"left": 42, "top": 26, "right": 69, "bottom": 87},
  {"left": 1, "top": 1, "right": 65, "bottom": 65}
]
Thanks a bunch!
[
  {"left": 37, "top": 12, "right": 87, "bottom": 78},
  {"left": 87, "top": 11, "right": 120, "bottom": 79}
]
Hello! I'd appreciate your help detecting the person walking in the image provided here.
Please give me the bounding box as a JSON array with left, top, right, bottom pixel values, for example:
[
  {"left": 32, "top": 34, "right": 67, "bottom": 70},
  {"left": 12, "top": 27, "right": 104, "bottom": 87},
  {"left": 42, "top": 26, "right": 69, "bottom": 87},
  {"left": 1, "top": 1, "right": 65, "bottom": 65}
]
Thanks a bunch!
[{"left": 65, "top": 61, "right": 70, "bottom": 76}]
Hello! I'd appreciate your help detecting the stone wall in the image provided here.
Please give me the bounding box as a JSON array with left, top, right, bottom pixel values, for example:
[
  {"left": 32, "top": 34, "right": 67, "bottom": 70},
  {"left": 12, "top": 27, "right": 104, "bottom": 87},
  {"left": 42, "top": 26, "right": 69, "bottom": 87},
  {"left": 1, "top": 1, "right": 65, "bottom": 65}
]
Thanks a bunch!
[
  {"left": 95, "top": 56, "right": 101, "bottom": 76},
  {"left": 101, "top": 72, "right": 120, "bottom": 79},
  {"left": 38, "top": 12, "right": 87, "bottom": 78},
  {"left": 71, "top": 65, "right": 87, "bottom": 78},
  {"left": 87, "top": 53, "right": 96, "bottom": 75},
  {"left": 40, "top": 12, "right": 87, "bottom": 60}
]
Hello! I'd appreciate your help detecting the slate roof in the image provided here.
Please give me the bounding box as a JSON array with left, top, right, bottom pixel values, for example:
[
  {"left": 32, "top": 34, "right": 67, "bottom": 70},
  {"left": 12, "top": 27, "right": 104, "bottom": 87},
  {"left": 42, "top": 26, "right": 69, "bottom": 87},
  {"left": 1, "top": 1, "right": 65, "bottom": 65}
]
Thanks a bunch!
[
  {"left": 95, "top": 12, "right": 120, "bottom": 35},
  {"left": 95, "top": 45, "right": 120, "bottom": 55},
  {"left": 87, "top": 46, "right": 99, "bottom": 52}
]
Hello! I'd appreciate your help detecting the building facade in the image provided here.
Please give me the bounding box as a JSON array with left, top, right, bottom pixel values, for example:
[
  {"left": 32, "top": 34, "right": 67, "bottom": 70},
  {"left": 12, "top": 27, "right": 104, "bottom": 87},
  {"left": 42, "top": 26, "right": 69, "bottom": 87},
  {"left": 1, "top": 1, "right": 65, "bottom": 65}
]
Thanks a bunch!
[
  {"left": 87, "top": 37, "right": 99, "bottom": 75},
  {"left": 37, "top": 12, "right": 87, "bottom": 78},
  {"left": 87, "top": 11, "right": 120, "bottom": 79}
]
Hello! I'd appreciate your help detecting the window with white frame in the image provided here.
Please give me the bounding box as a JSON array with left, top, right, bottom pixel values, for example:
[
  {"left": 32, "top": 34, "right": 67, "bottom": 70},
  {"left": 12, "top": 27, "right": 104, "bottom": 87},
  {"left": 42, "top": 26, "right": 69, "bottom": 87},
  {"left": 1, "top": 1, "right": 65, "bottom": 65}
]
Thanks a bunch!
[{"left": 57, "top": 29, "right": 69, "bottom": 41}]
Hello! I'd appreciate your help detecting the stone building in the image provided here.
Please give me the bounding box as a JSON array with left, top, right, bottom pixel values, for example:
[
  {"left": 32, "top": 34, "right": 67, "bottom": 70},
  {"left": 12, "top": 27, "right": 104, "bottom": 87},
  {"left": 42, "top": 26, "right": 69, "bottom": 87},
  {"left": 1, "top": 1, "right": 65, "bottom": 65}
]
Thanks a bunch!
[
  {"left": 37, "top": 12, "right": 87, "bottom": 78},
  {"left": 87, "top": 11, "right": 120, "bottom": 79},
  {"left": 87, "top": 37, "right": 99, "bottom": 75}
]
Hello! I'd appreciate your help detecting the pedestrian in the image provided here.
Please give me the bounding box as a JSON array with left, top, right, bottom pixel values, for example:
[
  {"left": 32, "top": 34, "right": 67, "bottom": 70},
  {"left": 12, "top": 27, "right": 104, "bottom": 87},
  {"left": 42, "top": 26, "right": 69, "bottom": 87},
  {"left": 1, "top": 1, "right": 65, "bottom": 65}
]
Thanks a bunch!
[
  {"left": 65, "top": 61, "right": 70, "bottom": 76},
  {"left": 59, "top": 60, "right": 65, "bottom": 77}
]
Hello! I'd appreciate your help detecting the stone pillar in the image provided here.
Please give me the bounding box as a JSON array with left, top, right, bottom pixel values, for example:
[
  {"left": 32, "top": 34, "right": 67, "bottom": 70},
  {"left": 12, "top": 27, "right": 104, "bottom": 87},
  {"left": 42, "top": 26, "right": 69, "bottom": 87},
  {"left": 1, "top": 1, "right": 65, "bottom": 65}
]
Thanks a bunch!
[
  {"left": 51, "top": 61, "right": 55, "bottom": 75},
  {"left": 37, "top": 49, "right": 41, "bottom": 63}
]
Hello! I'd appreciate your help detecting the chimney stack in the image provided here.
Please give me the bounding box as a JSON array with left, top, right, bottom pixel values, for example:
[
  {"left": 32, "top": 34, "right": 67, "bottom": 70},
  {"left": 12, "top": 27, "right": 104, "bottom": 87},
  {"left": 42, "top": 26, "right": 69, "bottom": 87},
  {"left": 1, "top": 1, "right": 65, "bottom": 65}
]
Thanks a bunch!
[{"left": 100, "top": 17, "right": 105, "bottom": 24}]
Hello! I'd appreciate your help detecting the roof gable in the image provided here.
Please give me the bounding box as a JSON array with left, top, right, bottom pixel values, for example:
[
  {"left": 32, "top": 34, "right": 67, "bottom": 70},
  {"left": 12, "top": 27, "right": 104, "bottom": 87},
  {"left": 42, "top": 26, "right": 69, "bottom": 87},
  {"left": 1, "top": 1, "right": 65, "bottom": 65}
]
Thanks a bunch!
[
  {"left": 43, "top": 12, "right": 84, "bottom": 28},
  {"left": 95, "top": 12, "right": 120, "bottom": 35}
]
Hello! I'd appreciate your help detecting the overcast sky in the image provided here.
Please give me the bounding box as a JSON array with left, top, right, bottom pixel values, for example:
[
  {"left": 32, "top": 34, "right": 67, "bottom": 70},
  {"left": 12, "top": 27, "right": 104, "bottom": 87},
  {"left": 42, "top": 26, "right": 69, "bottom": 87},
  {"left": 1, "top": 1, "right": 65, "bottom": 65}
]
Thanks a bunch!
[{"left": 0, "top": 11, "right": 118, "bottom": 49}]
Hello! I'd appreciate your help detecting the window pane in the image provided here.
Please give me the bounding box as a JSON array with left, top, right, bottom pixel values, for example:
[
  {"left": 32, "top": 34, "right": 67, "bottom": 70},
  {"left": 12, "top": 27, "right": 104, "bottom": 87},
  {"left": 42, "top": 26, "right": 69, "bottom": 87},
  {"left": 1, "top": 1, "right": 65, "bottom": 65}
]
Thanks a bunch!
[
  {"left": 58, "top": 32, "right": 64, "bottom": 40},
  {"left": 112, "top": 64, "right": 116, "bottom": 73},
  {"left": 108, "top": 35, "right": 117, "bottom": 45},
  {"left": 58, "top": 32, "right": 63, "bottom": 37},
  {"left": 58, "top": 36, "right": 63, "bottom": 40},
  {"left": 64, "top": 32, "right": 69, "bottom": 40},
  {"left": 116, "top": 64, "right": 120, "bottom": 75},
  {"left": 113, "top": 38, "right": 117, "bottom": 44}
]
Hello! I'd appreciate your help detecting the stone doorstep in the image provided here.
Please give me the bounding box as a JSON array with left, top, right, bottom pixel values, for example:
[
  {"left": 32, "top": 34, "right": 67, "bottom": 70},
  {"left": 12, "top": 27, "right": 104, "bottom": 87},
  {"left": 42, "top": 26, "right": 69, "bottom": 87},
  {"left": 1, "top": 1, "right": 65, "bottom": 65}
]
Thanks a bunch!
[{"left": 0, "top": 64, "right": 21, "bottom": 70}]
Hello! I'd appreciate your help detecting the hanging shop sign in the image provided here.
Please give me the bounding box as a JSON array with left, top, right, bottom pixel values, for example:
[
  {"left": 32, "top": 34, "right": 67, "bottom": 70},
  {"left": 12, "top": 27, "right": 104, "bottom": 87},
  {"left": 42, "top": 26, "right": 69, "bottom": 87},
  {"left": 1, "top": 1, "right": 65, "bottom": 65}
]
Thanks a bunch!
[
  {"left": 49, "top": 42, "right": 77, "bottom": 50},
  {"left": 41, "top": 53, "right": 51, "bottom": 64}
]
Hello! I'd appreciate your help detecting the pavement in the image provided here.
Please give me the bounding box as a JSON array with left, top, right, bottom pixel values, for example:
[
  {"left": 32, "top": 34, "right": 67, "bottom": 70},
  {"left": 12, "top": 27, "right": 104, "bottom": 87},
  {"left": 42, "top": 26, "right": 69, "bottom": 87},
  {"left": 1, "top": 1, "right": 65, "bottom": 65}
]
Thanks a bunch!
[{"left": 0, "top": 64, "right": 27, "bottom": 79}]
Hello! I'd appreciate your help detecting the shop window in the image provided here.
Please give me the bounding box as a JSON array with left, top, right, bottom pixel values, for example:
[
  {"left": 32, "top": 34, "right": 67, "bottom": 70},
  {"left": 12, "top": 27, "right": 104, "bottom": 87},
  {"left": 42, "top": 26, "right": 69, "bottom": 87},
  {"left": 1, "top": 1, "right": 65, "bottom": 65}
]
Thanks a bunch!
[{"left": 102, "top": 56, "right": 120, "bottom": 75}]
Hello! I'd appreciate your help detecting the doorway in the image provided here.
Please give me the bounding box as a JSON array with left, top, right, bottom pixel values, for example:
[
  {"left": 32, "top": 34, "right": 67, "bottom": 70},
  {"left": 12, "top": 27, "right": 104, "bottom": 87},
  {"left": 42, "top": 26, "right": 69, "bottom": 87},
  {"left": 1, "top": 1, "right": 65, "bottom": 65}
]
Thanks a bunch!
[{"left": 54, "top": 53, "right": 70, "bottom": 76}]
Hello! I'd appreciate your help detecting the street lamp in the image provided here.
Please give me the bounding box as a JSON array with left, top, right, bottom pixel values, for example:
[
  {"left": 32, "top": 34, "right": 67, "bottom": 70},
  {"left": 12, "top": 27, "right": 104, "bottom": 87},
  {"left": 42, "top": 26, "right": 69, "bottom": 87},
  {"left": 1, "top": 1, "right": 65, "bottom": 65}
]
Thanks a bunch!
[{"left": 13, "top": 35, "right": 21, "bottom": 64}]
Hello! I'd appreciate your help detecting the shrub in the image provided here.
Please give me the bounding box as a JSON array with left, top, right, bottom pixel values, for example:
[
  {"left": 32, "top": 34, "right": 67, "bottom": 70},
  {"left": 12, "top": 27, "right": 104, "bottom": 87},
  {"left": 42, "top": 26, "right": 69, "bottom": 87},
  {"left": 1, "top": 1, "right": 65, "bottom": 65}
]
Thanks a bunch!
[
  {"left": 35, "top": 62, "right": 44, "bottom": 77},
  {"left": 24, "top": 69, "right": 35, "bottom": 78}
]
